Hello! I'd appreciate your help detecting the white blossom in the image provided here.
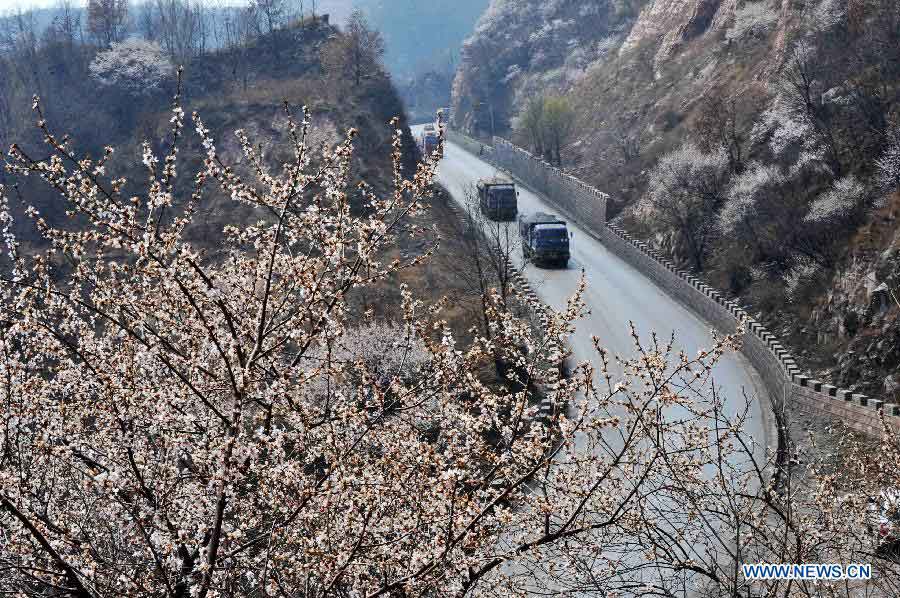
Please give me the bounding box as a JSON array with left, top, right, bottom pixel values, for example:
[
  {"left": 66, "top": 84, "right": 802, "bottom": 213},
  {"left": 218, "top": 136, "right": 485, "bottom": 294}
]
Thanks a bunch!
[
  {"left": 647, "top": 143, "right": 730, "bottom": 199},
  {"left": 89, "top": 39, "right": 175, "bottom": 95},
  {"left": 875, "top": 126, "right": 900, "bottom": 194},
  {"left": 804, "top": 175, "right": 868, "bottom": 224},
  {"left": 811, "top": 0, "right": 846, "bottom": 30},
  {"left": 782, "top": 257, "right": 821, "bottom": 301},
  {"left": 752, "top": 97, "right": 812, "bottom": 158},
  {"left": 717, "top": 162, "right": 784, "bottom": 234}
]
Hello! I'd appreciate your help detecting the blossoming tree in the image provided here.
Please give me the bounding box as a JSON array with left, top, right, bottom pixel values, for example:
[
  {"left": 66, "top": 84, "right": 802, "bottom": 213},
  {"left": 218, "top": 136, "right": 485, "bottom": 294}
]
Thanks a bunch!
[
  {"left": 642, "top": 143, "right": 730, "bottom": 271},
  {"left": 89, "top": 38, "right": 175, "bottom": 96},
  {"left": 0, "top": 84, "right": 898, "bottom": 597}
]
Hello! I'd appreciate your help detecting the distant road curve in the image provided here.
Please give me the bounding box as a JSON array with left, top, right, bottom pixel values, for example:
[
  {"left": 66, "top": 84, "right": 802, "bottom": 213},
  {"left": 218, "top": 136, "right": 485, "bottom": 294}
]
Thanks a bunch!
[{"left": 415, "top": 127, "right": 769, "bottom": 448}]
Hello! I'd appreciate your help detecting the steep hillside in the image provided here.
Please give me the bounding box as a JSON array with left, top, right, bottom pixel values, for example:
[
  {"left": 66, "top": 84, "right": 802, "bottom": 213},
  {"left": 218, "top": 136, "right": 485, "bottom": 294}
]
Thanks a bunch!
[
  {"left": 2, "top": 17, "right": 416, "bottom": 237},
  {"left": 451, "top": 0, "right": 634, "bottom": 135},
  {"left": 452, "top": 0, "right": 900, "bottom": 404},
  {"left": 2, "top": 14, "right": 490, "bottom": 343}
]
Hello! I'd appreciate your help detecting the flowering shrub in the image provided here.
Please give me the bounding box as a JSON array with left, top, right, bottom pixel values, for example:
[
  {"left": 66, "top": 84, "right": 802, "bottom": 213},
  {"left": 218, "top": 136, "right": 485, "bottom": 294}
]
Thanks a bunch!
[
  {"left": 642, "top": 143, "right": 730, "bottom": 270},
  {"left": 89, "top": 39, "right": 174, "bottom": 95},
  {"left": 751, "top": 98, "right": 813, "bottom": 158},
  {"left": 717, "top": 161, "right": 785, "bottom": 235},
  {"left": 782, "top": 257, "right": 822, "bottom": 301},
  {"left": 804, "top": 175, "right": 868, "bottom": 225},
  {"left": 812, "top": 0, "right": 847, "bottom": 29},
  {"left": 875, "top": 126, "right": 900, "bottom": 194},
  {"left": 751, "top": 93, "right": 838, "bottom": 181}
]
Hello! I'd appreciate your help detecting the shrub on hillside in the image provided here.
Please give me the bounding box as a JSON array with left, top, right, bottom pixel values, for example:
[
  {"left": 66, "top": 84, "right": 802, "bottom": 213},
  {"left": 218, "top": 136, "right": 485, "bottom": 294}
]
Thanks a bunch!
[
  {"left": 717, "top": 161, "right": 785, "bottom": 237},
  {"left": 804, "top": 175, "right": 869, "bottom": 225},
  {"left": 783, "top": 257, "right": 822, "bottom": 302},
  {"left": 642, "top": 143, "right": 730, "bottom": 271},
  {"left": 89, "top": 39, "right": 174, "bottom": 95},
  {"left": 726, "top": 2, "right": 779, "bottom": 42},
  {"left": 876, "top": 125, "right": 900, "bottom": 194},
  {"left": 752, "top": 98, "right": 814, "bottom": 160}
]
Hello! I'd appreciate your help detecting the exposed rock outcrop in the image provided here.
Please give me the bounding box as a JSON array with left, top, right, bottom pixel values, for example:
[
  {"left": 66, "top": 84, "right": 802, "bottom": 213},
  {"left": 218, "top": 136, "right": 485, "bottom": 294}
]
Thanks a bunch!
[
  {"left": 451, "top": 0, "right": 625, "bottom": 134},
  {"left": 621, "top": 0, "right": 738, "bottom": 63}
]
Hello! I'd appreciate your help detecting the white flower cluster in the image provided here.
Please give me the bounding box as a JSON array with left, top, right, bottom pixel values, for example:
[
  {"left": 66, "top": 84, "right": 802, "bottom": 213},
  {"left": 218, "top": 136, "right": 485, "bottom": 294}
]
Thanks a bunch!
[
  {"left": 89, "top": 39, "right": 175, "bottom": 95},
  {"left": 811, "top": 0, "right": 847, "bottom": 30},
  {"left": 528, "top": 18, "right": 574, "bottom": 44},
  {"left": 752, "top": 98, "right": 812, "bottom": 158},
  {"left": 804, "top": 175, "right": 868, "bottom": 224},
  {"left": 782, "top": 257, "right": 821, "bottom": 301},
  {"left": 646, "top": 143, "right": 730, "bottom": 203},
  {"left": 875, "top": 126, "right": 900, "bottom": 194},
  {"left": 752, "top": 94, "right": 834, "bottom": 178},
  {"left": 717, "top": 162, "right": 784, "bottom": 234},
  {"left": 0, "top": 186, "right": 23, "bottom": 281}
]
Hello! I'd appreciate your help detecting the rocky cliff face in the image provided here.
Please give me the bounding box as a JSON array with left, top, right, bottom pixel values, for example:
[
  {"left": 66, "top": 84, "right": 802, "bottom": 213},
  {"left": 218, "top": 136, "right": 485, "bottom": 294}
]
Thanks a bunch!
[
  {"left": 800, "top": 197, "right": 900, "bottom": 401},
  {"left": 451, "top": 0, "right": 628, "bottom": 135},
  {"left": 622, "top": 0, "right": 735, "bottom": 59},
  {"left": 452, "top": 0, "right": 802, "bottom": 137}
]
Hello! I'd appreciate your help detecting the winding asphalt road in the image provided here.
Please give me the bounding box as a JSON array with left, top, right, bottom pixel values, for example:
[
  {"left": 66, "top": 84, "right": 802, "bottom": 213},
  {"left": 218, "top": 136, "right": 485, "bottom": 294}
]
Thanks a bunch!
[{"left": 419, "top": 128, "right": 769, "bottom": 448}]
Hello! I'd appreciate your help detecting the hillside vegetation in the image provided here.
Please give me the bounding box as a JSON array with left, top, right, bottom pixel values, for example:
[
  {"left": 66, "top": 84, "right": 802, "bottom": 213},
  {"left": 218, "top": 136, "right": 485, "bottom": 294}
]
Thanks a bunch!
[
  {"left": 2, "top": 9, "right": 504, "bottom": 346},
  {"left": 453, "top": 0, "right": 900, "bottom": 404}
]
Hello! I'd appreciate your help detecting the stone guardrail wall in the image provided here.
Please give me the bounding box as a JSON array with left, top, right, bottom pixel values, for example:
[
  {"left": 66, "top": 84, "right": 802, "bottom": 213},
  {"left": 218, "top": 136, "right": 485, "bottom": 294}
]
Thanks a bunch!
[
  {"left": 491, "top": 140, "right": 607, "bottom": 233},
  {"left": 446, "top": 130, "right": 495, "bottom": 162},
  {"left": 472, "top": 134, "right": 898, "bottom": 438}
]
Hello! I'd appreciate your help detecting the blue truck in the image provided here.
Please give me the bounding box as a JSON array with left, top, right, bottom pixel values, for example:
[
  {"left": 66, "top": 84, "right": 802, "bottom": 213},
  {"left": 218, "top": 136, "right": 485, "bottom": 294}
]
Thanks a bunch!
[
  {"left": 477, "top": 177, "right": 518, "bottom": 221},
  {"left": 420, "top": 124, "right": 440, "bottom": 156},
  {"left": 518, "top": 212, "right": 571, "bottom": 268}
]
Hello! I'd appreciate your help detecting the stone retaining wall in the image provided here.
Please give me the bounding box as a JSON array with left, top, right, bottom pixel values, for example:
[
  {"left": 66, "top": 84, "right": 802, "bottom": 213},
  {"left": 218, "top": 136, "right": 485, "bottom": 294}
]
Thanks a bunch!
[
  {"left": 446, "top": 130, "right": 494, "bottom": 162},
  {"left": 471, "top": 134, "right": 900, "bottom": 437},
  {"left": 492, "top": 139, "right": 606, "bottom": 231}
]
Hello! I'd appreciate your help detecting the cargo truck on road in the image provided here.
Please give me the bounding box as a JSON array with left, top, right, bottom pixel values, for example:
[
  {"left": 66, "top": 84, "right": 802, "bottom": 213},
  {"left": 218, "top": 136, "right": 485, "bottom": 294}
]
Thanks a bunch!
[
  {"left": 477, "top": 177, "right": 518, "bottom": 221},
  {"left": 420, "top": 124, "right": 440, "bottom": 156},
  {"left": 518, "top": 212, "right": 571, "bottom": 268}
]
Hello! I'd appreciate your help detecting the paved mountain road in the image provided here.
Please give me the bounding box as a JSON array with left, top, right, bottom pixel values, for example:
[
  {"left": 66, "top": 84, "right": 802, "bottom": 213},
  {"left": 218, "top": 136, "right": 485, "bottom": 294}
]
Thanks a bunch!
[{"left": 417, "top": 129, "right": 770, "bottom": 448}]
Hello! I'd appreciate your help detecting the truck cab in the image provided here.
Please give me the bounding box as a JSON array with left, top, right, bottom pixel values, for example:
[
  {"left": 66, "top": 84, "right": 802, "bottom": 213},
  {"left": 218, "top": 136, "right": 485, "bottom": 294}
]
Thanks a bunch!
[
  {"left": 421, "top": 124, "right": 439, "bottom": 156},
  {"left": 477, "top": 178, "right": 518, "bottom": 221},
  {"left": 518, "top": 212, "right": 571, "bottom": 268}
]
